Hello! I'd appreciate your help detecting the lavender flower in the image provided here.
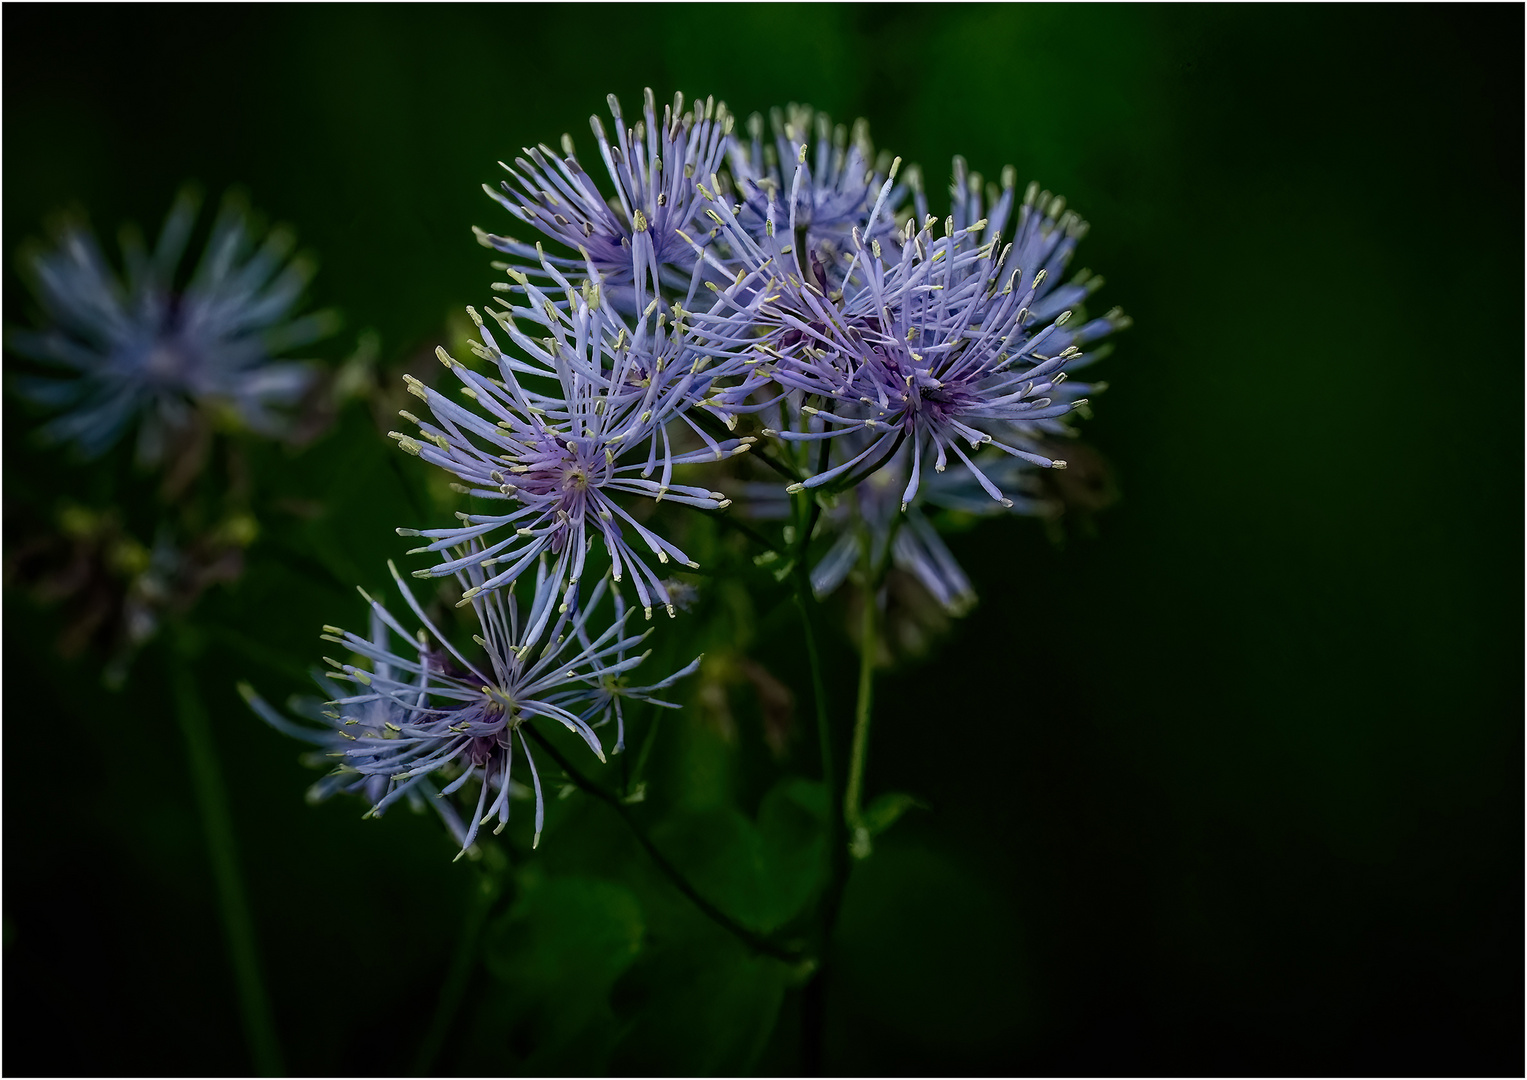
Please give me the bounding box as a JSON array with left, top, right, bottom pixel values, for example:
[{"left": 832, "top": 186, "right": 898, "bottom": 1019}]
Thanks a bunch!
[
  {"left": 240, "top": 636, "right": 473, "bottom": 850},
  {"left": 723, "top": 104, "right": 906, "bottom": 286},
  {"left": 693, "top": 164, "right": 1127, "bottom": 510},
  {"left": 474, "top": 89, "right": 734, "bottom": 314},
  {"left": 744, "top": 410, "right": 1054, "bottom": 614},
  {"left": 247, "top": 557, "right": 698, "bottom": 857},
  {"left": 391, "top": 244, "right": 757, "bottom": 628},
  {"left": 10, "top": 188, "right": 335, "bottom": 464}
]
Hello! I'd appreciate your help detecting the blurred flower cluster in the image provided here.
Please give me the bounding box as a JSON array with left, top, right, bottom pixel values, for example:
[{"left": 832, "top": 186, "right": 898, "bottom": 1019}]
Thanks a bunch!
[
  {"left": 11, "top": 188, "right": 336, "bottom": 464},
  {"left": 8, "top": 189, "right": 342, "bottom": 678}
]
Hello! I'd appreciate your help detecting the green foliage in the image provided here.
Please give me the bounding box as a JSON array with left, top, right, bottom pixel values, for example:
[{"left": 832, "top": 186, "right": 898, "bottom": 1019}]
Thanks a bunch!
[
  {"left": 609, "top": 920, "right": 791, "bottom": 1076},
  {"left": 463, "top": 873, "right": 644, "bottom": 1073},
  {"left": 445, "top": 776, "right": 830, "bottom": 1074},
  {"left": 861, "top": 790, "right": 924, "bottom": 839},
  {"left": 651, "top": 777, "right": 828, "bottom": 935}
]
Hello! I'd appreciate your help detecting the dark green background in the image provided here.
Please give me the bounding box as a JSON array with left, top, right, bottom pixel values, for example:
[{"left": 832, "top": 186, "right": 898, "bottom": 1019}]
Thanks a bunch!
[{"left": 5, "top": 4, "right": 1521, "bottom": 1075}]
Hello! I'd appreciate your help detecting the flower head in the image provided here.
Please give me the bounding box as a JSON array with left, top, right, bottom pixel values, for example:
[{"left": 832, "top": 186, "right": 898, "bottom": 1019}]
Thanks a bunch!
[
  {"left": 240, "top": 630, "right": 473, "bottom": 850},
  {"left": 10, "top": 188, "right": 335, "bottom": 464},
  {"left": 475, "top": 89, "right": 734, "bottom": 314},
  {"left": 392, "top": 245, "right": 756, "bottom": 629},
  {"left": 247, "top": 557, "right": 698, "bottom": 857},
  {"left": 724, "top": 104, "right": 906, "bottom": 286},
  {"left": 744, "top": 406, "right": 1053, "bottom": 615},
  {"left": 695, "top": 166, "right": 1127, "bottom": 510}
]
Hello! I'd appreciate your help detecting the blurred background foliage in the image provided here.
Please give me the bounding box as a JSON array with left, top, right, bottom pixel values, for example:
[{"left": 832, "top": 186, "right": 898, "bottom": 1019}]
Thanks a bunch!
[{"left": 3, "top": 4, "right": 1521, "bottom": 1075}]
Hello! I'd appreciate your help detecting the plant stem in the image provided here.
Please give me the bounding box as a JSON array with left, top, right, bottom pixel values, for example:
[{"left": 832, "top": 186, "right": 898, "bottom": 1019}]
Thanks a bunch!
[
  {"left": 844, "top": 579, "right": 878, "bottom": 858},
  {"left": 791, "top": 468, "right": 848, "bottom": 1075},
  {"left": 702, "top": 507, "right": 781, "bottom": 554},
  {"left": 793, "top": 580, "right": 842, "bottom": 885},
  {"left": 629, "top": 708, "right": 663, "bottom": 794},
  {"left": 687, "top": 405, "right": 800, "bottom": 482},
  {"left": 522, "top": 724, "right": 805, "bottom": 965},
  {"left": 822, "top": 428, "right": 908, "bottom": 497},
  {"left": 793, "top": 575, "right": 846, "bottom": 1077},
  {"left": 788, "top": 476, "right": 838, "bottom": 874},
  {"left": 168, "top": 636, "right": 283, "bottom": 1077},
  {"left": 412, "top": 862, "right": 503, "bottom": 1076}
]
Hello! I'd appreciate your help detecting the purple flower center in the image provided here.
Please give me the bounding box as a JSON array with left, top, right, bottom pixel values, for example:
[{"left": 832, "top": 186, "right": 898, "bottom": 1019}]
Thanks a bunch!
[
  {"left": 466, "top": 734, "right": 501, "bottom": 768},
  {"left": 515, "top": 434, "right": 613, "bottom": 551}
]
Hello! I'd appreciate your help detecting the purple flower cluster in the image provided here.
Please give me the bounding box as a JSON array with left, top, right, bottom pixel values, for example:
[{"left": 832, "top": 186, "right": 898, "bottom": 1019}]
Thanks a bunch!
[
  {"left": 693, "top": 159, "right": 1126, "bottom": 510},
  {"left": 725, "top": 104, "right": 906, "bottom": 288},
  {"left": 403, "top": 92, "right": 1125, "bottom": 607},
  {"left": 389, "top": 241, "right": 756, "bottom": 627},
  {"left": 252, "top": 89, "right": 1124, "bottom": 853},
  {"left": 690, "top": 147, "right": 1126, "bottom": 614},
  {"left": 247, "top": 558, "right": 696, "bottom": 858},
  {"left": 474, "top": 89, "right": 733, "bottom": 312}
]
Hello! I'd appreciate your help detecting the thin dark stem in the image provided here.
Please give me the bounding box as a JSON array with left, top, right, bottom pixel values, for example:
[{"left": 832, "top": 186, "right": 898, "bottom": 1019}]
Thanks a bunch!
[
  {"left": 790, "top": 445, "right": 834, "bottom": 851},
  {"left": 823, "top": 427, "right": 908, "bottom": 497},
  {"left": 388, "top": 449, "right": 430, "bottom": 524},
  {"left": 688, "top": 405, "right": 801, "bottom": 483},
  {"left": 794, "top": 581, "right": 848, "bottom": 1077},
  {"left": 619, "top": 728, "right": 632, "bottom": 796},
  {"left": 412, "top": 863, "right": 504, "bottom": 1076},
  {"left": 749, "top": 441, "right": 805, "bottom": 484},
  {"left": 629, "top": 708, "right": 663, "bottom": 793},
  {"left": 701, "top": 507, "right": 781, "bottom": 554},
  {"left": 792, "top": 449, "right": 848, "bottom": 1073},
  {"left": 523, "top": 724, "right": 805, "bottom": 965},
  {"left": 789, "top": 434, "right": 830, "bottom": 573},
  {"left": 844, "top": 572, "right": 877, "bottom": 858},
  {"left": 793, "top": 581, "right": 843, "bottom": 892},
  {"left": 168, "top": 636, "right": 284, "bottom": 1077}
]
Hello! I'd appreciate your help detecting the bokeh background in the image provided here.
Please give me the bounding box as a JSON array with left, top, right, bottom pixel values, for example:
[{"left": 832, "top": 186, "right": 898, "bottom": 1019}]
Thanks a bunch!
[{"left": 4, "top": 4, "right": 1521, "bottom": 1075}]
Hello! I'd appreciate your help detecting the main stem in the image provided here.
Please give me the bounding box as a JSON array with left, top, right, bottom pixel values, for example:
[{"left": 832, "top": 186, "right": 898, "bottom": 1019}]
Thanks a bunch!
[
  {"left": 412, "top": 863, "right": 503, "bottom": 1076},
  {"left": 843, "top": 579, "right": 877, "bottom": 858},
  {"left": 791, "top": 457, "right": 852, "bottom": 1076},
  {"left": 169, "top": 636, "right": 283, "bottom": 1077},
  {"left": 795, "top": 573, "right": 845, "bottom": 1077},
  {"left": 793, "top": 577, "right": 844, "bottom": 903},
  {"left": 523, "top": 724, "right": 804, "bottom": 965},
  {"left": 801, "top": 585, "right": 879, "bottom": 1074}
]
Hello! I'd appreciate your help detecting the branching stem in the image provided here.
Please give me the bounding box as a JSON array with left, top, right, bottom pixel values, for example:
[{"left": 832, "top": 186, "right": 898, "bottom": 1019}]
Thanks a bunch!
[
  {"left": 688, "top": 405, "right": 801, "bottom": 483},
  {"left": 700, "top": 507, "right": 781, "bottom": 554},
  {"left": 523, "top": 724, "right": 805, "bottom": 965}
]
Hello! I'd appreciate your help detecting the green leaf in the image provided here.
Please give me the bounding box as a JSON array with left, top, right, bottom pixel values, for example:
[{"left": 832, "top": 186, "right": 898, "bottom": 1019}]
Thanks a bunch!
[
  {"left": 650, "top": 777, "right": 828, "bottom": 935},
  {"left": 460, "top": 873, "right": 645, "bottom": 1074},
  {"left": 757, "top": 777, "right": 828, "bottom": 927},
  {"left": 862, "top": 791, "right": 925, "bottom": 838},
  {"left": 609, "top": 920, "right": 790, "bottom": 1076},
  {"left": 482, "top": 873, "right": 644, "bottom": 990},
  {"left": 582, "top": 780, "right": 825, "bottom": 1074}
]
